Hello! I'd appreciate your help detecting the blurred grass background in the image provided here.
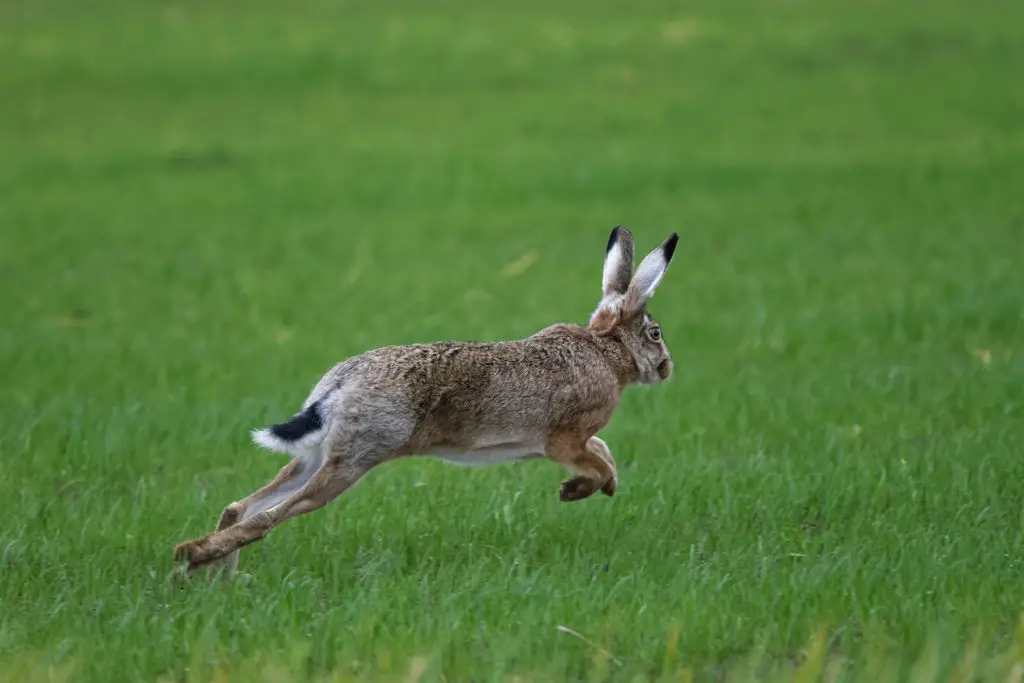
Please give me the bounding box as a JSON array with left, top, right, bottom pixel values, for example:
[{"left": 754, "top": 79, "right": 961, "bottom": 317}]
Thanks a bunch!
[{"left": 1, "top": 0, "right": 1023, "bottom": 681}]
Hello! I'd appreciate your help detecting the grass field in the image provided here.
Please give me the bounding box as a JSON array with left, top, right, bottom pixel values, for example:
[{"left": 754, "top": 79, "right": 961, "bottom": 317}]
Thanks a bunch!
[{"left": 2, "top": 0, "right": 1023, "bottom": 680}]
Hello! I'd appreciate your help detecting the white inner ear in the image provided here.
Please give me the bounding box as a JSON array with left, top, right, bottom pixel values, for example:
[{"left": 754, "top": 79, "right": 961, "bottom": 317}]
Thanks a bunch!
[
  {"left": 630, "top": 249, "right": 669, "bottom": 303},
  {"left": 602, "top": 239, "right": 628, "bottom": 296}
]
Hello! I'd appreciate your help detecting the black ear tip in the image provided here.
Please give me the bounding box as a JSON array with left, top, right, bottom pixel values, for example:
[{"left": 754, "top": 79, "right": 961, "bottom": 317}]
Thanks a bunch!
[
  {"left": 607, "top": 225, "right": 625, "bottom": 253},
  {"left": 663, "top": 233, "right": 679, "bottom": 261}
]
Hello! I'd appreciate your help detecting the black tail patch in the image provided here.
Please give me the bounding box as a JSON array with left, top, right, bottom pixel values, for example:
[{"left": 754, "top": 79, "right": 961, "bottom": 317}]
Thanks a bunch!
[{"left": 268, "top": 401, "right": 324, "bottom": 442}]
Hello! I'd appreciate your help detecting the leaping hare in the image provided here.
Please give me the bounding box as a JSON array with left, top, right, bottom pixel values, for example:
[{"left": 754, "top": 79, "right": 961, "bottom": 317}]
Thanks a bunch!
[{"left": 174, "top": 226, "right": 677, "bottom": 575}]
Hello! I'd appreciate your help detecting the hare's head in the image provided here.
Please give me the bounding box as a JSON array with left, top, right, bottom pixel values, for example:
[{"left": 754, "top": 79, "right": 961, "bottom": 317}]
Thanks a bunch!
[{"left": 588, "top": 226, "right": 678, "bottom": 385}]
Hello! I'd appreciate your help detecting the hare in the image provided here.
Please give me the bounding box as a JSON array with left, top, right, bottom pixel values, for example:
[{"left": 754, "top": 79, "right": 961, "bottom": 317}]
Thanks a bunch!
[{"left": 173, "top": 226, "right": 677, "bottom": 575}]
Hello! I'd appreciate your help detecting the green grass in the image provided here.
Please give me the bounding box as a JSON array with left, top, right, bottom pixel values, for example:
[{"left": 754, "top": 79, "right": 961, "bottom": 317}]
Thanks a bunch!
[{"left": 2, "top": 0, "right": 1023, "bottom": 680}]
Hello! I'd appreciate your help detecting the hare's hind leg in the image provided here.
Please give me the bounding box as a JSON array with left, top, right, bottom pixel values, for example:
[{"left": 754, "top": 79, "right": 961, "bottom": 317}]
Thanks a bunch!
[
  {"left": 175, "top": 411, "right": 413, "bottom": 571},
  {"left": 548, "top": 434, "right": 618, "bottom": 502},
  {"left": 202, "top": 451, "right": 324, "bottom": 575}
]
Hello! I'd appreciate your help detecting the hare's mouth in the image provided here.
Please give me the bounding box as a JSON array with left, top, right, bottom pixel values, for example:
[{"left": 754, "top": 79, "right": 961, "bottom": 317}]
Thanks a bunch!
[{"left": 657, "top": 359, "right": 673, "bottom": 380}]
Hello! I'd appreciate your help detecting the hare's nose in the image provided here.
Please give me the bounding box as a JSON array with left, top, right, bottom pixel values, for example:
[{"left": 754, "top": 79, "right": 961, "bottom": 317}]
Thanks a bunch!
[{"left": 657, "top": 359, "right": 673, "bottom": 379}]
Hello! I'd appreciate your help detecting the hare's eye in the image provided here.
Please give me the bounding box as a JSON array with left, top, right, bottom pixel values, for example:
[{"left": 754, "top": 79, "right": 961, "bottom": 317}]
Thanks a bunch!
[{"left": 647, "top": 326, "right": 662, "bottom": 342}]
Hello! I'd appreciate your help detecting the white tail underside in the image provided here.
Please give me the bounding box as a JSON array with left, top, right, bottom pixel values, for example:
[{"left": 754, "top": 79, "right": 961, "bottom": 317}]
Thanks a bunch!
[{"left": 251, "top": 427, "right": 326, "bottom": 455}]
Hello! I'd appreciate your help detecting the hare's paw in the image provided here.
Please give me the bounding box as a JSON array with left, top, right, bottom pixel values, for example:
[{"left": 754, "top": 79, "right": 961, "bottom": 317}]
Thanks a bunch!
[
  {"left": 600, "top": 473, "right": 617, "bottom": 497},
  {"left": 173, "top": 538, "right": 203, "bottom": 565},
  {"left": 559, "top": 476, "right": 599, "bottom": 502},
  {"left": 173, "top": 534, "right": 221, "bottom": 568}
]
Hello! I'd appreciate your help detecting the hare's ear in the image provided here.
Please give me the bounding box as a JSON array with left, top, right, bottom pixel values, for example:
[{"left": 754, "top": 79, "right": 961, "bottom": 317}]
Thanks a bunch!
[
  {"left": 602, "top": 225, "right": 635, "bottom": 297},
  {"left": 623, "top": 232, "right": 678, "bottom": 314}
]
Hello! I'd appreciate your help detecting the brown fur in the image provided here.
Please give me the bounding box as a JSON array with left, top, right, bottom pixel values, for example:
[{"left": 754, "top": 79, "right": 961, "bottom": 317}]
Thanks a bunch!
[{"left": 174, "top": 226, "right": 677, "bottom": 576}]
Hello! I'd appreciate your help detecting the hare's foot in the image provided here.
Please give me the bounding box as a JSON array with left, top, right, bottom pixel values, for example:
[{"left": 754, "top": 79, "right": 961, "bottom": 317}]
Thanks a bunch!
[
  {"left": 174, "top": 532, "right": 231, "bottom": 570},
  {"left": 550, "top": 434, "right": 618, "bottom": 502},
  {"left": 559, "top": 476, "right": 600, "bottom": 502},
  {"left": 600, "top": 472, "right": 617, "bottom": 497},
  {"left": 173, "top": 536, "right": 209, "bottom": 567}
]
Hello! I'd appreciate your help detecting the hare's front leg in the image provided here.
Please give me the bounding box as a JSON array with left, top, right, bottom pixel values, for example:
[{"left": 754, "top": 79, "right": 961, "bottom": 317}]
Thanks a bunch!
[
  {"left": 548, "top": 434, "right": 618, "bottom": 502},
  {"left": 588, "top": 436, "right": 618, "bottom": 497}
]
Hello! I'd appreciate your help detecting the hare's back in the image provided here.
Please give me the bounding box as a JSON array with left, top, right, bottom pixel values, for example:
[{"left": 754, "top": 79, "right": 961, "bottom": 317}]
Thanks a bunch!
[
  {"left": 301, "top": 330, "right": 617, "bottom": 454},
  {"left": 409, "top": 332, "right": 618, "bottom": 449}
]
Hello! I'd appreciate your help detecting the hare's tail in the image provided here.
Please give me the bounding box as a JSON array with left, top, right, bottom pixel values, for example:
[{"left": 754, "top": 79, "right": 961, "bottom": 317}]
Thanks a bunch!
[{"left": 251, "top": 400, "right": 326, "bottom": 455}]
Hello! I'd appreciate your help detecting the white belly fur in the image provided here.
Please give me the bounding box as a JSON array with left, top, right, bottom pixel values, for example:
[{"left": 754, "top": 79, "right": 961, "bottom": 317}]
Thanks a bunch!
[{"left": 425, "top": 441, "right": 545, "bottom": 467}]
